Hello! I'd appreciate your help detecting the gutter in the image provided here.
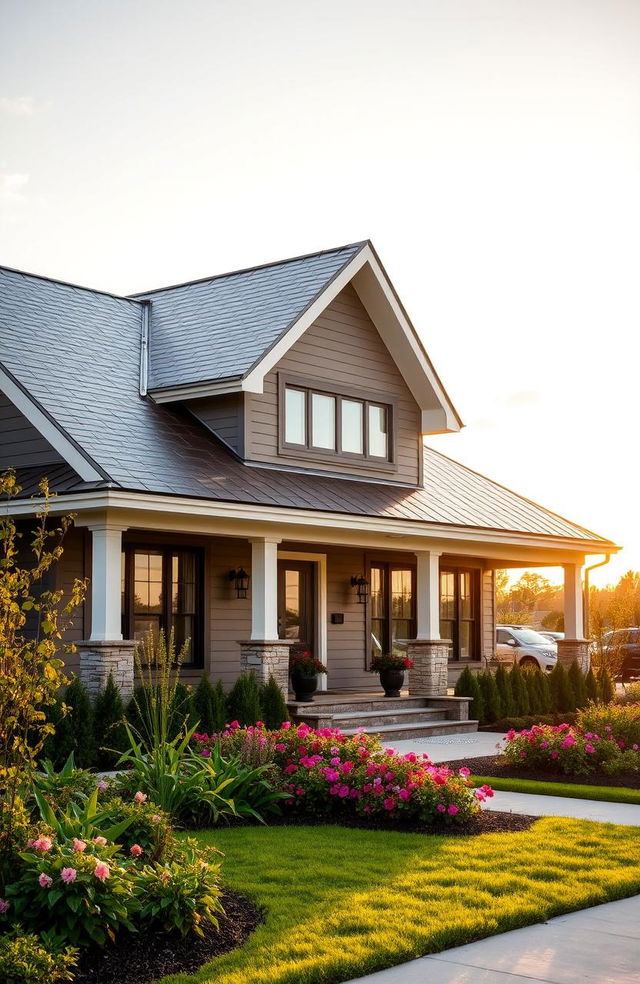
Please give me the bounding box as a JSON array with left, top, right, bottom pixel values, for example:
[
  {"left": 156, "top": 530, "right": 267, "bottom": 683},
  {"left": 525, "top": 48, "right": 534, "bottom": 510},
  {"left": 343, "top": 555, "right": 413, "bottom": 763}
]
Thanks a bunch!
[
  {"left": 583, "top": 554, "right": 612, "bottom": 638},
  {"left": 139, "top": 300, "right": 150, "bottom": 397}
]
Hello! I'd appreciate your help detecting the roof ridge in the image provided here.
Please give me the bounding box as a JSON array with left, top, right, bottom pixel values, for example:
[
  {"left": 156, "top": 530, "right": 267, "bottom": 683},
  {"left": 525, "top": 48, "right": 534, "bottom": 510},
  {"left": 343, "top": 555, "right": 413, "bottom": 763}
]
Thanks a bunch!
[
  {"left": 129, "top": 240, "right": 369, "bottom": 298},
  {"left": 423, "top": 443, "right": 613, "bottom": 545},
  {"left": 0, "top": 263, "right": 144, "bottom": 304}
]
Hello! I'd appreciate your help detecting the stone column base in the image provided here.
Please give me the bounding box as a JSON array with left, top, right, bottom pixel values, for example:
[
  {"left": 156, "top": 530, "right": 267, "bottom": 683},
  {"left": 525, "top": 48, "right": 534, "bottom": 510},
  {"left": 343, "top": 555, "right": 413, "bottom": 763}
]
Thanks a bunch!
[
  {"left": 78, "top": 640, "right": 136, "bottom": 699},
  {"left": 557, "top": 639, "right": 591, "bottom": 672},
  {"left": 406, "top": 639, "right": 451, "bottom": 696},
  {"left": 238, "top": 640, "right": 294, "bottom": 695}
]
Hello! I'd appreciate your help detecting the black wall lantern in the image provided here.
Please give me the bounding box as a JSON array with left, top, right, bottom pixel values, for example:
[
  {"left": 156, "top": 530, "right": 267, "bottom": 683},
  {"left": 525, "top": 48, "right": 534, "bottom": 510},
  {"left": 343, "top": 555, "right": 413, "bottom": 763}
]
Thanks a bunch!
[
  {"left": 228, "top": 567, "right": 250, "bottom": 599},
  {"left": 350, "top": 574, "right": 369, "bottom": 604}
]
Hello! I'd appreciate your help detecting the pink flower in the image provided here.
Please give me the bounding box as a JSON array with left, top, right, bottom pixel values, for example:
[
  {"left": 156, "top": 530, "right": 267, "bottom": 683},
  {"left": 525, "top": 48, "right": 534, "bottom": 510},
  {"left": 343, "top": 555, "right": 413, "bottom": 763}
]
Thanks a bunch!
[
  {"left": 130, "top": 844, "right": 143, "bottom": 857},
  {"left": 447, "top": 804, "right": 459, "bottom": 816},
  {"left": 458, "top": 767, "right": 470, "bottom": 777},
  {"left": 93, "top": 835, "right": 108, "bottom": 846},
  {"left": 255, "top": 721, "right": 264, "bottom": 728},
  {"left": 97, "top": 779, "right": 109, "bottom": 792},
  {"left": 33, "top": 836, "right": 53, "bottom": 853},
  {"left": 437, "top": 804, "right": 446, "bottom": 813},
  {"left": 281, "top": 722, "right": 291, "bottom": 730},
  {"left": 338, "top": 785, "right": 350, "bottom": 798},
  {"left": 38, "top": 873, "right": 53, "bottom": 888},
  {"left": 201, "top": 748, "right": 211, "bottom": 757},
  {"left": 61, "top": 867, "right": 77, "bottom": 884},
  {"left": 383, "top": 797, "right": 396, "bottom": 811},
  {"left": 399, "top": 789, "right": 411, "bottom": 801},
  {"left": 275, "top": 743, "right": 286, "bottom": 751},
  {"left": 94, "top": 861, "right": 110, "bottom": 882},
  {"left": 585, "top": 743, "right": 595, "bottom": 755},
  {"left": 151, "top": 814, "right": 161, "bottom": 823},
  {"left": 134, "top": 791, "right": 147, "bottom": 803},
  {"left": 160, "top": 869, "right": 171, "bottom": 883},
  {"left": 72, "top": 838, "right": 87, "bottom": 853},
  {"left": 0, "top": 899, "right": 9, "bottom": 915}
]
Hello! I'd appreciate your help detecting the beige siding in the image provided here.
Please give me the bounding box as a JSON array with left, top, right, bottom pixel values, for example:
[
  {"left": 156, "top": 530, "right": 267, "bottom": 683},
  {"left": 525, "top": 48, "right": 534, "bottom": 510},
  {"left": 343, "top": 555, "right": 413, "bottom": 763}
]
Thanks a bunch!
[
  {"left": 186, "top": 394, "right": 245, "bottom": 457},
  {"left": 57, "top": 526, "right": 87, "bottom": 674},
  {"left": 245, "top": 284, "right": 422, "bottom": 485},
  {"left": 482, "top": 569, "right": 495, "bottom": 661},
  {"left": 0, "top": 392, "right": 63, "bottom": 469}
]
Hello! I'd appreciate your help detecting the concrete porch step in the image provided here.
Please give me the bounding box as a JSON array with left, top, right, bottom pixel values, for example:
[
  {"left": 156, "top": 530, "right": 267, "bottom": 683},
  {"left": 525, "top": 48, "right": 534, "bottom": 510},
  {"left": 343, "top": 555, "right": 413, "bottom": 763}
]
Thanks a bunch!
[
  {"left": 287, "top": 696, "right": 433, "bottom": 715},
  {"left": 327, "top": 707, "right": 446, "bottom": 729},
  {"left": 339, "top": 719, "right": 479, "bottom": 740}
]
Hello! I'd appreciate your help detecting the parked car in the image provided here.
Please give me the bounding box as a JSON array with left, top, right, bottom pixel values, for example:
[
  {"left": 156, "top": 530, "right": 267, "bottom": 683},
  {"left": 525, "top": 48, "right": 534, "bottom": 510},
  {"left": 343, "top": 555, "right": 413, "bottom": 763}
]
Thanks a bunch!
[
  {"left": 600, "top": 628, "right": 640, "bottom": 682},
  {"left": 495, "top": 625, "right": 558, "bottom": 672},
  {"left": 538, "top": 631, "right": 564, "bottom": 643}
]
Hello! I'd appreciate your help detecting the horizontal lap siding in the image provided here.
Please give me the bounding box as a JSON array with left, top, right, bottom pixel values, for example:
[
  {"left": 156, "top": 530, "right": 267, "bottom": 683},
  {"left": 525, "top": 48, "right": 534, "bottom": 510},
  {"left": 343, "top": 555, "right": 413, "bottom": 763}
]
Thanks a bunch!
[
  {"left": 482, "top": 569, "right": 495, "bottom": 661},
  {"left": 246, "top": 284, "right": 422, "bottom": 485},
  {"left": 201, "top": 538, "right": 252, "bottom": 689},
  {"left": 325, "top": 546, "right": 369, "bottom": 688},
  {"left": 57, "top": 526, "right": 87, "bottom": 675},
  {"left": 0, "top": 391, "right": 63, "bottom": 469}
]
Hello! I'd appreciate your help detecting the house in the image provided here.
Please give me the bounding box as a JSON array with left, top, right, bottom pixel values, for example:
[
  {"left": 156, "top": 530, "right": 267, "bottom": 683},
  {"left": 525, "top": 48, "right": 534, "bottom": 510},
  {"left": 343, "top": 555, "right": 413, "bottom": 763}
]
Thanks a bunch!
[{"left": 0, "top": 241, "right": 619, "bottom": 735}]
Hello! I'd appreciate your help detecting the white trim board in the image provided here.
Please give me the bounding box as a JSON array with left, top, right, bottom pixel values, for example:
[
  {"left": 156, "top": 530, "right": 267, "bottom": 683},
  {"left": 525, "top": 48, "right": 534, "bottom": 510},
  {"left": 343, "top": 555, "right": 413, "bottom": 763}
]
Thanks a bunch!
[
  {"left": 279, "top": 550, "right": 328, "bottom": 691},
  {"left": 0, "top": 367, "right": 103, "bottom": 482}
]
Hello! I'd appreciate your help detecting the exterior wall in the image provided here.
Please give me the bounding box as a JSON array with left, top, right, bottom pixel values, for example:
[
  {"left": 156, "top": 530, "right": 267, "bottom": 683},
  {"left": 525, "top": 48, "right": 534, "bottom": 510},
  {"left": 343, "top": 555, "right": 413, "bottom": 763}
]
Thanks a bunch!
[
  {"left": 186, "top": 393, "right": 245, "bottom": 457},
  {"left": 245, "top": 284, "right": 423, "bottom": 485},
  {"left": 0, "top": 391, "right": 63, "bottom": 469},
  {"left": 482, "top": 569, "right": 495, "bottom": 662},
  {"left": 56, "top": 526, "right": 87, "bottom": 675}
]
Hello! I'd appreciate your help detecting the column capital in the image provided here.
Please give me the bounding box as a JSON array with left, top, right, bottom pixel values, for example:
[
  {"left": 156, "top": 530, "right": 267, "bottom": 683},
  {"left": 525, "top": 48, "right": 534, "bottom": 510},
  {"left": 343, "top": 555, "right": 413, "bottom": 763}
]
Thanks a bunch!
[
  {"left": 85, "top": 521, "right": 129, "bottom": 533},
  {"left": 414, "top": 548, "right": 442, "bottom": 558},
  {"left": 248, "top": 535, "right": 282, "bottom": 545}
]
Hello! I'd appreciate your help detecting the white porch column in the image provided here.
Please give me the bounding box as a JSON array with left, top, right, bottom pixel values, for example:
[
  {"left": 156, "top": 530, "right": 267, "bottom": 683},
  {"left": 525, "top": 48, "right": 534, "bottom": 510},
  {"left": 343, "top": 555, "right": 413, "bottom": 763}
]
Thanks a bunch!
[
  {"left": 415, "top": 550, "right": 442, "bottom": 640},
  {"left": 563, "top": 563, "right": 584, "bottom": 640},
  {"left": 249, "top": 536, "right": 281, "bottom": 641},
  {"left": 89, "top": 523, "right": 128, "bottom": 641}
]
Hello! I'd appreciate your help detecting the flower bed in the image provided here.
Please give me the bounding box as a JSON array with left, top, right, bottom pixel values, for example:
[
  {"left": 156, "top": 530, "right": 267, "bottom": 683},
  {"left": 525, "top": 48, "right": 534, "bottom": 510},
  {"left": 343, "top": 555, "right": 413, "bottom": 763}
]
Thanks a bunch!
[{"left": 193, "top": 722, "right": 492, "bottom": 825}]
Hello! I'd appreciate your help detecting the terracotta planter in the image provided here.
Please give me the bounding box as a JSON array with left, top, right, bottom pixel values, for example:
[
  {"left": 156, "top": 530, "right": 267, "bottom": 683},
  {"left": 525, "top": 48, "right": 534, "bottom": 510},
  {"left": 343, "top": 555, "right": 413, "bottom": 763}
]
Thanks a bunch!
[
  {"left": 291, "top": 671, "right": 318, "bottom": 703},
  {"left": 379, "top": 668, "right": 404, "bottom": 698}
]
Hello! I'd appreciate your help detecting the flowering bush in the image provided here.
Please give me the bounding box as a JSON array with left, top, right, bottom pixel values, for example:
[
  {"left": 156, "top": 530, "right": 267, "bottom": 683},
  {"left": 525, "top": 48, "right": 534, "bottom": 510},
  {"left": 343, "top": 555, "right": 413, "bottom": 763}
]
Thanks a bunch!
[
  {"left": 194, "top": 723, "right": 489, "bottom": 825},
  {"left": 502, "top": 723, "right": 632, "bottom": 776},
  {"left": 577, "top": 702, "right": 640, "bottom": 751},
  {"left": 289, "top": 652, "right": 328, "bottom": 675},
  {"left": 0, "top": 931, "right": 77, "bottom": 984},
  {"left": 369, "top": 654, "right": 414, "bottom": 672}
]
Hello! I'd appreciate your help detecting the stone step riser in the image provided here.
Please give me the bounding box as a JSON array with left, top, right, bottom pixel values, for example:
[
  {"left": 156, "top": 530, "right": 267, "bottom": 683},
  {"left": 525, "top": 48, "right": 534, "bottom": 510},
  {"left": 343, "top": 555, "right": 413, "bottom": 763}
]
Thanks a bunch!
[
  {"left": 287, "top": 697, "right": 431, "bottom": 714},
  {"left": 312, "top": 711, "right": 445, "bottom": 729},
  {"left": 339, "top": 720, "right": 479, "bottom": 740}
]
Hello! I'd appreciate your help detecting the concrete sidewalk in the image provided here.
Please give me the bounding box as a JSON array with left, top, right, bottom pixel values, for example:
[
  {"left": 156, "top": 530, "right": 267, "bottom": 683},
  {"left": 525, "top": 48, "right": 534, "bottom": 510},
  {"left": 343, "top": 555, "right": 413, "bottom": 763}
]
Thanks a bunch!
[
  {"left": 343, "top": 894, "right": 640, "bottom": 983},
  {"left": 389, "top": 731, "right": 506, "bottom": 762},
  {"left": 487, "top": 789, "right": 640, "bottom": 825}
]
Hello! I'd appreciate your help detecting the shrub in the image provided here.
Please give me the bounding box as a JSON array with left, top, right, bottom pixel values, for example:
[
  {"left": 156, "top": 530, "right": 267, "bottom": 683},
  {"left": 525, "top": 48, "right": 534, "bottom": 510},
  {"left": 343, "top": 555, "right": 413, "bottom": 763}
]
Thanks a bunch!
[
  {"left": 54, "top": 678, "right": 95, "bottom": 769},
  {"left": 509, "top": 662, "right": 530, "bottom": 716},
  {"left": 597, "top": 666, "right": 615, "bottom": 704},
  {"left": 169, "top": 682, "right": 196, "bottom": 738},
  {"left": 537, "top": 671, "right": 553, "bottom": 715},
  {"left": 31, "top": 753, "right": 96, "bottom": 814},
  {"left": 585, "top": 667, "right": 600, "bottom": 703},
  {"left": 96, "top": 790, "right": 173, "bottom": 862},
  {"left": 568, "top": 661, "right": 588, "bottom": 710},
  {"left": 549, "top": 663, "right": 575, "bottom": 714},
  {"left": 227, "top": 672, "right": 262, "bottom": 726},
  {"left": 502, "top": 723, "right": 624, "bottom": 776},
  {"left": 133, "top": 838, "right": 224, "bottom": 936},
  {"left": 491, "top": 713, "right": 577, "bottom": 731},
  {"left": 193, "top": 676, "right": 222, "bottom": 735},
  {"left": 618, "top": 680, "right": 640, "bottom": 705},
  {"left": 478, "top": 672, "right": 501, "bottom": 724},
  {"left": 494, "top": 664, "right": 516, "bottom": 717},
  {"left": 577, "top": 702, "right": 640, "bottom": 750},
  {"left": 0, "top": 932, "right": 77, "bottom": 984},
  {"left": 454, "top": 666, "right": 484, "bottom": 723},
  {"left": 260, "top": 675, "right": 290, "bottom": 729},
  {"left": 523, "top": 669, "right": 542, "bottom": 716},
  {"left": 93, "top": 673, "right": 127, "bottom": 770}
]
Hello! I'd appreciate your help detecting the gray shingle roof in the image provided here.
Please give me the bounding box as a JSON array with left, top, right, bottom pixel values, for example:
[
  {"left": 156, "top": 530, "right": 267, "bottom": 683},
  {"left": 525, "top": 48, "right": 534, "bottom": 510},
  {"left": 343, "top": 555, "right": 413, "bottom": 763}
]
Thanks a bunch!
[
  {"left": 0, "top": 260, "right": 613, "bottom": 545},
  {"left": 133, "top": 243, "right": 366, "bottom": 391}
]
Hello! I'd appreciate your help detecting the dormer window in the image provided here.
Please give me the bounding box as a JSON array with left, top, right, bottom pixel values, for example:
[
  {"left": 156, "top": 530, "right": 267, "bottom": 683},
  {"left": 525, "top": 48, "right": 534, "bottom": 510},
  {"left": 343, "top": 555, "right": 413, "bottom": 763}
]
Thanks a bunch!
[{"left": 281, "top": 377, "right": 392, "bottom": 464}]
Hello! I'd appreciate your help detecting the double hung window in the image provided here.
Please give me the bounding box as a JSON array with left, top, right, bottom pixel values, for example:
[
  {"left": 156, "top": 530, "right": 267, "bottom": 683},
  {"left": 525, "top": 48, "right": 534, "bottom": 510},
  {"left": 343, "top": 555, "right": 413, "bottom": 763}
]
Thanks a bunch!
[{"left": 284, "top": 383, "right": 391, "bottom": 462}]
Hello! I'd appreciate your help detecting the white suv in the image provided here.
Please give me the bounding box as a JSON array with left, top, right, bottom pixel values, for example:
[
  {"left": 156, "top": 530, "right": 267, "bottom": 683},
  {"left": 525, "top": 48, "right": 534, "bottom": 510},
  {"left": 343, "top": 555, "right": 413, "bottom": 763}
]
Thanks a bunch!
[{"left": 495, "top": 625, "right": 558, "bottom": 672}]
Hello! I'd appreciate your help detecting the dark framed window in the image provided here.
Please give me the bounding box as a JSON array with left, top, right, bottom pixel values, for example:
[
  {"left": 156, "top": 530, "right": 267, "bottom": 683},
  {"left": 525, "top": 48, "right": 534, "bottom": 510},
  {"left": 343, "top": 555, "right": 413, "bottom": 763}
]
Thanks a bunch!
[
  {"left": 121, "top": 546, "right": 204, "bottom": 667},
  {"left": 369, "top": 562, "right": 415, "bottom": 663},
  {"left": 281, "top": 377, "right": 393, "bottom": 464},
  {"left": 440, "top": 567, "right": 479, "bottom": 662}
]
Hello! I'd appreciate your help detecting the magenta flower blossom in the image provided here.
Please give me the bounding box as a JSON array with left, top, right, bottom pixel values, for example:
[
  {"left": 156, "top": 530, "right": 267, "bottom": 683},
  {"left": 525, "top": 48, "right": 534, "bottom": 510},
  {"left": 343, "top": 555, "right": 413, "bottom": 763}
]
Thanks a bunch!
[
  {"left": 32, "top": 836, "right": 53, "bottom": 853},
  {"left": 61, "top": 867, "right": 77, "bottom": 884},
  {"left": 458, "top": 767, "right": 470, "bottom": 777},
  {"left": 0, "top": 899, "right": 10, "bottom": 914},
  {"left": 134, "top": 791, "right": 147, "bottom": 803},
  {"left": 38, "top": 873, "right": 53, "bottom": 888},
  {"left": 94, "top": 861, "right": 110, "bottom": 882},
  {"left": 447, "top": 804, "right": 459, "bottom": 816},
  {"left": 130, "top": 843, "right": 143, "bottom": 857},
  {"left": 72, "top": 838, "right": 87, "bottom": 853}
]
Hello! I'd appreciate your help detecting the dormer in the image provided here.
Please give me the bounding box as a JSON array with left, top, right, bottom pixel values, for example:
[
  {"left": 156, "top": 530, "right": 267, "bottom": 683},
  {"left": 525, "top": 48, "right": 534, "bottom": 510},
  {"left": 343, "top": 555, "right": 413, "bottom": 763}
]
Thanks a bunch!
[{"left": 135, "top": 241, "right": 461, "bottom": 487}]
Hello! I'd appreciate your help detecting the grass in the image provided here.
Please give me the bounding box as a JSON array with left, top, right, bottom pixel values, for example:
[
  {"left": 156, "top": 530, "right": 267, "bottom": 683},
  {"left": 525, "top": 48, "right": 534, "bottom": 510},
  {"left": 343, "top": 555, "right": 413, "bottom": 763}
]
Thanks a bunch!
[
  {"left": 163, "top": 818, "right": 640, "bottom": 984},
  {"left": 472, "top": 775, "right": 640, "bottom": 804}
]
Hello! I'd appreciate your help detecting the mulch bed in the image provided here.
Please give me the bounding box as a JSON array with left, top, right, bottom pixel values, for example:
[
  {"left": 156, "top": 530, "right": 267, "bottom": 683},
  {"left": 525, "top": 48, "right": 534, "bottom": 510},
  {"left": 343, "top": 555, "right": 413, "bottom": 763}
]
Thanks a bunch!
[
  {"left": 74, "top": 890, "right": 263, "bottom": 984},
  {"left": 443, "top": 755, "right": 640, "bottom": 789},
  {"left": 221, "top": 810, "right": 536, "bottom": 836}
]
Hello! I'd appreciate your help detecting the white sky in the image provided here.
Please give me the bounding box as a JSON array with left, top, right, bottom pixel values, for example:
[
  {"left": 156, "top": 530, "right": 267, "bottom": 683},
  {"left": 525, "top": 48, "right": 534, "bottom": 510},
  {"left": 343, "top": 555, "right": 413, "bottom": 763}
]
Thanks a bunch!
[{"left": 1, "top": 0, "right": 638, "bottom": 587}]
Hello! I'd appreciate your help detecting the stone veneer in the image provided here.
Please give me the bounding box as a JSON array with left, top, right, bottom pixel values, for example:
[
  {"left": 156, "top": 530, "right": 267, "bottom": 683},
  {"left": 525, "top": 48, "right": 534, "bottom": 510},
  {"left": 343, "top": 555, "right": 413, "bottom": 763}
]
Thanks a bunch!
[
  {"left": 556, "top": 638, "right": 591, "bottom": 672},
  {"left": 78, "top": 640, "right": 136, "bottom": 699},
  {"left": 238, "top": 640, "right": 294, "bottom": 694},
  {"left": 406, "top": 639, "right": 451, "bottom": 697}
]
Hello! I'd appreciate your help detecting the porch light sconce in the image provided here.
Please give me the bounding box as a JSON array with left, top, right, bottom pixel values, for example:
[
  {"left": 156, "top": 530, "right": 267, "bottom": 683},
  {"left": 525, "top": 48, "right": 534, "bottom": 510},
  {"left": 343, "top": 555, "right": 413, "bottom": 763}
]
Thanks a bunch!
[
  {"left": 350, "top": 574, "right": 369, "bottom": 604},
  {"left": 228, "top": 567, "right": 250, "bottom": 599}
]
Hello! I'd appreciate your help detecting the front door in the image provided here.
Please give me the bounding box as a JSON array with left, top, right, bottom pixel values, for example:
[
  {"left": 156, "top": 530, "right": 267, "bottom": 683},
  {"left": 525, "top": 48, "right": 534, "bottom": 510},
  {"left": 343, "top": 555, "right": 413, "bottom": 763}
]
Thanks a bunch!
[{"left": 277, "top": 560, "right": 315, "bottom": 661}]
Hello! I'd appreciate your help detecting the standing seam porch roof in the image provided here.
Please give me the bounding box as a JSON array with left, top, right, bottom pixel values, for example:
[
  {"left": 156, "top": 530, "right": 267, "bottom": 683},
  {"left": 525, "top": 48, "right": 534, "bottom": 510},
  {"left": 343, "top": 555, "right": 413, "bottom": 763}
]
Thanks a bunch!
[{"left": 0, "top": 258, "right": 615, "bottom": 546}]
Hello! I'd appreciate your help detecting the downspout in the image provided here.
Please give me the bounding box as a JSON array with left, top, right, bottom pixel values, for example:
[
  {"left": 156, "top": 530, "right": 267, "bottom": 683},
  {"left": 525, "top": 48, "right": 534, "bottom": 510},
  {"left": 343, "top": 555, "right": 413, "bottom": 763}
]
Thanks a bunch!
[
  {"left": 583, "top": 554, "right": 611, "bottom": 638},
  {"left": 139, "top": 300, "right": 150, "bottom": 398}
]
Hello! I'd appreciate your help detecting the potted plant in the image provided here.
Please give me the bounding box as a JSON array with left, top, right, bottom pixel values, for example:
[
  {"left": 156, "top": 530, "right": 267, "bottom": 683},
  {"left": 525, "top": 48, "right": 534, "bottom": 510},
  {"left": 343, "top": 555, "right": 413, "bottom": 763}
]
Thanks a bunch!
[
  {"left": 369, "top": 653, "right": 414, "bottom": 697},
  {"left": 289, "top": 651, "right": 328, "bottom": 703}
]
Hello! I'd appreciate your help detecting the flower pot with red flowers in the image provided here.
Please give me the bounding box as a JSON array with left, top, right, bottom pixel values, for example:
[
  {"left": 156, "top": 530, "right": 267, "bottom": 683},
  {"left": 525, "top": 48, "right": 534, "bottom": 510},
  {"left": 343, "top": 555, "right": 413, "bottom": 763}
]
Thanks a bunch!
[
  {"left": 289, "top": 651, "right": 328, "bottom": 703},
  {"left": 369, "top": 653, "right": 414, "bottom": 697}
]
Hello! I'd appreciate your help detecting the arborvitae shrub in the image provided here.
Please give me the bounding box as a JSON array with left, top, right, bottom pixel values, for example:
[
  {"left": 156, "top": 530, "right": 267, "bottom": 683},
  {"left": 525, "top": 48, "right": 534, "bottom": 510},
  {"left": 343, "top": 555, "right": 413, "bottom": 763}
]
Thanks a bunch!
[
  {"left": 568, "top": 660, "right": 588, "bottom": 709},
  {"left": 454, "top": 665, "right": 484, "bottom": 724},
  {"left": 478, "top": 671, "right": 501, "bottom": 724},
  {"left": 260, "top": 675, "right": 290, "bottom": 729},
  {"left": 597, "top": 665, "right": 615, "bottom": 704},
  {"left": 510, "top": 662, "right": 530, "bottom": 716},
  {"left": 550, "top": 662, "right": 575, "bottom": 714},
  {"left": 93, "top": 673, "right": 126, "bottom": 769},
  {"left": 169, "top": 682, "right": 195, "bottom": 737},
  {"left": 211, "top": 680, "right": 228, "bottom": 731},
  {"left": 523, "top": 668, "right": 542, "bottom": 715},
  {"left": 125, "top": 685, "right": 146, "bottom": 737},
  {"left": 227, "top": 672, "right": 262, "bottom": 726},
  {"left": 537, "top": 671, "right": 553, "bottom": 715},
  {"left": 193, "top": 675, "right": 217, "bottom": 735},
  {"left": 585, "top": 666, "right": 599, "bottom": 704},
  {"left": 55, "top": 677, "right": 95, "bottom": 769},
  {"left": 495, "top": 664, "right": 516, "bottom": 718}
]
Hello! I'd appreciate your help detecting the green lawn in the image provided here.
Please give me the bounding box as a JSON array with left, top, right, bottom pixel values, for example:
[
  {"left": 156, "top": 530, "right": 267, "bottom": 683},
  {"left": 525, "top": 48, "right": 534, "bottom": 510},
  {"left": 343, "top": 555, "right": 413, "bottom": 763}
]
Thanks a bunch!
[
  {"left": 164, "top": 818, "right": 640, "bottom": 984},
  {"left": 472, "top": 775, "right": 640, "bottom": 804}
]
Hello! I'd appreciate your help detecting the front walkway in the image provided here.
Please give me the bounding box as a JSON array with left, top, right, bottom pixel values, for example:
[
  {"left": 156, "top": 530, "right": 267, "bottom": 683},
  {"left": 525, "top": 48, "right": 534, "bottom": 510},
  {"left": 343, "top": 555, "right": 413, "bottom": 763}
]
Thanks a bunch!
[
  {"left": 487, "top": 789, "right": 640, "bottom": 825},
  {"left": 344, "top": 894, "right": 640, "bottom": 983},
  {"left": 390, "top": 731, "right": 506, "bottom": 762}
]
